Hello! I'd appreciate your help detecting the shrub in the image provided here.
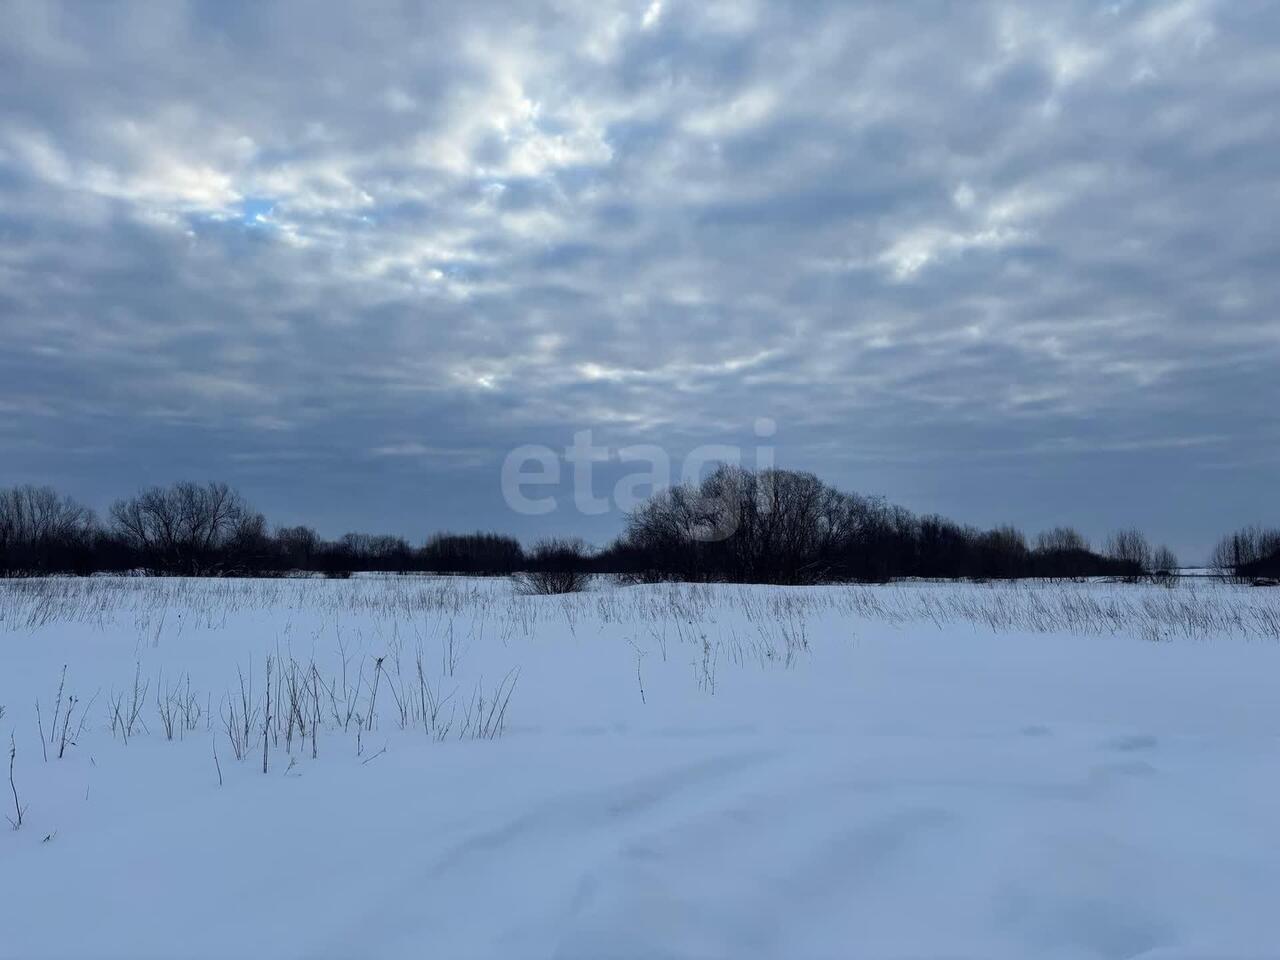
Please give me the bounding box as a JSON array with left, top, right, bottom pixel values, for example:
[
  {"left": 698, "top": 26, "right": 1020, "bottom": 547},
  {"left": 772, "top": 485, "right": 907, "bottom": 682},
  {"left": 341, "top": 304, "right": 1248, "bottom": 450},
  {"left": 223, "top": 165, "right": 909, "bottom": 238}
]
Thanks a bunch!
[{"left": 514, "top": 538, "right": 593, "bottom": 594}]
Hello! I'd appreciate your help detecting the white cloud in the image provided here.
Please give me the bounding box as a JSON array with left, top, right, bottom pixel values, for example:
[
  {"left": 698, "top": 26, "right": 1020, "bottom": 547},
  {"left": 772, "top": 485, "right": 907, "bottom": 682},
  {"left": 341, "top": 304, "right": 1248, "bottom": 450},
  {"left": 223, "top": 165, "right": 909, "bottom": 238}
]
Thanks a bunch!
[
  {"left": 641, "top": 1, "right": 664, "bottom": 31},
  {"left": 0, "top": 0, "right": 1277, "bottom": 550}
]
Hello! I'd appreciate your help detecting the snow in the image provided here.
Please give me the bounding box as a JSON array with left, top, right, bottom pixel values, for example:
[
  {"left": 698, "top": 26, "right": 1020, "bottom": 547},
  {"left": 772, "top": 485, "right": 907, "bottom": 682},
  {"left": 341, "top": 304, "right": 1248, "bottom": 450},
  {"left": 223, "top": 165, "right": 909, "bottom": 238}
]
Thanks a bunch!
[{"left": 1, "top": 576, "right": 1279, "bottom": 959}]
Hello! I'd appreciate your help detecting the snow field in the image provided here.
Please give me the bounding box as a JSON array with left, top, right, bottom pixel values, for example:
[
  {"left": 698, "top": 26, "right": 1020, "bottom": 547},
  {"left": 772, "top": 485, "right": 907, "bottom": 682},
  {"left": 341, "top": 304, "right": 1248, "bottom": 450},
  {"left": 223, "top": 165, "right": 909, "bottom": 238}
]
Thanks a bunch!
[{"left": 1, "top": 576, "right": 1279, "bottom": 959}]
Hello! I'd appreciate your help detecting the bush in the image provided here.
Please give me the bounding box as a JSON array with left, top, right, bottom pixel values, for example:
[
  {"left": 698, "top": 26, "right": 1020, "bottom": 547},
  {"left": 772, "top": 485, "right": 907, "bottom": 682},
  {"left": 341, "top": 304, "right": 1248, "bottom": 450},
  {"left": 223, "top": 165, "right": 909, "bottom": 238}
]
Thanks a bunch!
[
  {"left": 1149, "top": 545, "right": 1179, "bottom": 586},
  {"left": 514, "top": 538, "right": 593, "bottom": 594}
]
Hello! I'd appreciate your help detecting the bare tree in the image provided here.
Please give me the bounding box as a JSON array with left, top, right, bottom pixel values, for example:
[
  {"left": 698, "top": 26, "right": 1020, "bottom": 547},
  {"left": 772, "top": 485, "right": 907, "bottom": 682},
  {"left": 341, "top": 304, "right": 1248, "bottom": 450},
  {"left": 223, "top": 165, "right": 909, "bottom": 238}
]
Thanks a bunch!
[
  {"left": 110, "top": 482, "right": 261, "bottom": 574},
  {"left": 1036, "top": 527, "right": 1089, "bottom": 554},
  {"left": 275, "top": 525, "right": 320, "bottom": 570},
  {"left": 1106, "top": 529, "right": 1153, "bottom": 581},
  {"left": 1150, "top": 545, "right": 1179, "bottom": 585},
  {"left": 1031, "top": 526, "right": 1096, "bottom": 579},
  {"left": 0, "top": 485, "right": 97, "bottom": 575},
  {"left": 1210, "top": 526, "right": 1280, "bottom": 581},
  {"left": 420, "top": 532, "right": 524, "bottom": 574}
]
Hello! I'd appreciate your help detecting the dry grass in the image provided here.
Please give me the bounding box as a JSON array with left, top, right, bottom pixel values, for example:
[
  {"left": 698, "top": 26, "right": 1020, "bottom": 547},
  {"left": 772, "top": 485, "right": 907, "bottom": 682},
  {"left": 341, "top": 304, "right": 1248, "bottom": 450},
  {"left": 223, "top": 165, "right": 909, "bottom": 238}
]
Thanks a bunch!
[{"left": 2, "top": 574, "right": 1277, "bottom": 780}]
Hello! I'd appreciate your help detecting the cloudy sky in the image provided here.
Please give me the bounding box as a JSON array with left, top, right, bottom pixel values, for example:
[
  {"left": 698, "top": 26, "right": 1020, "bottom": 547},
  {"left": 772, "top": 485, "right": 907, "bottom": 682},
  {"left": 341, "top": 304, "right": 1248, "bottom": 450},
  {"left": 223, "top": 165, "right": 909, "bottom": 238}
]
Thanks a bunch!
[{"left": 2, "top": 0, "right": 1277, "bottom": 559}]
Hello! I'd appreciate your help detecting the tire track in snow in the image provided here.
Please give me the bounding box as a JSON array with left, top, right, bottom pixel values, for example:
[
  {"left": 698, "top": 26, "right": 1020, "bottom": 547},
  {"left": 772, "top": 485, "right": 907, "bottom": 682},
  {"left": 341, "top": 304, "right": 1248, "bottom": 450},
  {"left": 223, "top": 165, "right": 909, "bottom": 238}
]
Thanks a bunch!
[
  {"left": 548, "top": 756, "right": 961, "bottom": 959},
  {"left": 325, "top": 747, "right": 780, "bottom": 958}
]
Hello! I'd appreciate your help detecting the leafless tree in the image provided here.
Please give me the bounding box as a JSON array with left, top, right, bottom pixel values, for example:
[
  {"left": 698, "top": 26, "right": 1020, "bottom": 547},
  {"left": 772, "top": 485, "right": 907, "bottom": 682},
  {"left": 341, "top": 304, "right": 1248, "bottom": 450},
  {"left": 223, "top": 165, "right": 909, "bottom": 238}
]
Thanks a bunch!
[
  {"left": 1036, "top": 527, "right": 1089, "bottom": 553},
  {"left": 1106, "top": 529, "right": 1153, "bottom": 581},
  {"left": 1210, "top": 526, "right": 1280, "bottom": 581},
  {"left": 110, "top": 481, "right": 261, "bottom": 574},
  {"left": 0, "top": 485, "right": 97, "bottom": 575},
  {"left": 1150, "top": 545, "right": 1179, "bottom": 585},
  {"left": 420, "top": 532, "right": 524, "bottom": 574},
  {"left": 275, "top": 525, "right": 320, "bottom": 569}
]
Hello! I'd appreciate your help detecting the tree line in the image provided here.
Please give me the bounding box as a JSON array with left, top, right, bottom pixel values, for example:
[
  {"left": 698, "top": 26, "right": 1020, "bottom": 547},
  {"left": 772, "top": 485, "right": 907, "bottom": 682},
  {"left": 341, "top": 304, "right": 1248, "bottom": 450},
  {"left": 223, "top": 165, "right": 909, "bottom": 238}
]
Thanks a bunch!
[
  {"left": 0, "top": 482, "right": 525, "bottom": 578},
  {"left": 0, "top": 471, "right": 1271, "bottom": 583},
  {"left": 607, "top": 465, "right": 1181, "bottom": 584}
]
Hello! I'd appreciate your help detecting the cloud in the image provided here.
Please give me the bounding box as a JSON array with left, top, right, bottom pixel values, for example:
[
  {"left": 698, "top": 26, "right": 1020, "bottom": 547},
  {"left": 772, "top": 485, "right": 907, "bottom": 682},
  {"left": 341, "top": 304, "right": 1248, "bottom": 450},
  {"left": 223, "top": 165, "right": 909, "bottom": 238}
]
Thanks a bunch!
[{"left": 0, "top": 0, "right": 1277, "bottom": 558}]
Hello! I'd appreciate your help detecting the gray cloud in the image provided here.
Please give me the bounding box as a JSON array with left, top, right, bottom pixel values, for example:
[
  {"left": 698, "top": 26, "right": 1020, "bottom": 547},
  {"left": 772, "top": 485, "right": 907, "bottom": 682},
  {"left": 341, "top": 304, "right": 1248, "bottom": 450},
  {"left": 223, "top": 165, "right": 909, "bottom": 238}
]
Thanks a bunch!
[{"left": 1, "top": 0, "right": 1277, "bottom": 559}]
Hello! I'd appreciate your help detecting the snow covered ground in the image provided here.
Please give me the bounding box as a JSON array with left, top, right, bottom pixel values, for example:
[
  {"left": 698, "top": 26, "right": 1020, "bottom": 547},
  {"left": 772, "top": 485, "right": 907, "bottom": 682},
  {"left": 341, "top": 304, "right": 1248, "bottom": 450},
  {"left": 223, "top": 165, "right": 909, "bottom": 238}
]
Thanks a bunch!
[{"left": 1, "top": 575, "right": 1278, "bottom": 959}]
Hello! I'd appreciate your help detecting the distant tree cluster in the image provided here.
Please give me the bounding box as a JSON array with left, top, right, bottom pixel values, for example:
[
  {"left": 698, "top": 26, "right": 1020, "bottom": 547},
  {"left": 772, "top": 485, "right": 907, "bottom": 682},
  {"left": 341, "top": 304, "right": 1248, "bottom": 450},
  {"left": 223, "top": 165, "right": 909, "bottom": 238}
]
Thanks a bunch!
[
  {"left": 0, "top": 470, "right": 1214, "bottom": 586},
  {"left": 0, "top": 481, "right": 523, "bottom": 579},
  {"left": 1210, "top": 525, "right": 1280, "bottom": 581},
  {"left": 109, "top": 482, "right": 265, "bottom": 576},
  {"left": 420, "top": 532, "right": 525, "bottom": 576},
  {"left": 606, "top": 465, "right": 1180, "bottom": 585},
  {"left": 0, "top": 486, "right": 97, "bottom": 576}
]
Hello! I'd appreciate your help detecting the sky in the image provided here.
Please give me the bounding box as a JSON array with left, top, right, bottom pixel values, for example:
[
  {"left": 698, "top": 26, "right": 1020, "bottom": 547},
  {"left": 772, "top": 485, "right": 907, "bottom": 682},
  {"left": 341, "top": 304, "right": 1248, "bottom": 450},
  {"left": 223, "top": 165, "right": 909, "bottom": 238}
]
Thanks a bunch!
[{"left": 1, "top": 0, "right": 1277, "bottom": 561}]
